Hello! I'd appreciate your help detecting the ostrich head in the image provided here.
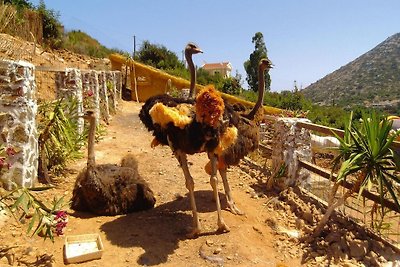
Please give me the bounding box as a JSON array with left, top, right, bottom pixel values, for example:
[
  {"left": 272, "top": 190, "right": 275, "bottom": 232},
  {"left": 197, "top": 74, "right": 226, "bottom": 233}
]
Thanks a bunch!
[
  {"left": 81, "top": 110, "right": 95, "bottom": 120},
  {"left": 259, "top": 58, "right": 273, "bottom": 71},
  {"left": 185, "top": 42, "right": 203, "bottom": 56},
  {"left": 185, "top": 42, "right": 203, "bottom": 98}
]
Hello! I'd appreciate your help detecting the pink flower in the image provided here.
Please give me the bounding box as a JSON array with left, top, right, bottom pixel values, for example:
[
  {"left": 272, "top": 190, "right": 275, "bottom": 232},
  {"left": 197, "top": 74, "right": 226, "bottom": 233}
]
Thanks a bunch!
[
  {"left": 54, "top": 210, "right": 68, "bottom": 236},
  {"left": 55, "top": 210, "right": 68, "bottom": 220},
  {"left": 6, "top": 147, "right": 15, "bottom": 156},
  {"left": 86, "top": 90, "right": 94, "bottom": 97}
]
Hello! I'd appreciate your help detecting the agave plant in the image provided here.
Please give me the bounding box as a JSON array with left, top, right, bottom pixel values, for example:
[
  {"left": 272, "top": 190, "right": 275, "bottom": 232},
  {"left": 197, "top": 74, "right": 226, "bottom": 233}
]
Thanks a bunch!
[{"left": 312, "top": 112, "right": 400, "bottom": 237}]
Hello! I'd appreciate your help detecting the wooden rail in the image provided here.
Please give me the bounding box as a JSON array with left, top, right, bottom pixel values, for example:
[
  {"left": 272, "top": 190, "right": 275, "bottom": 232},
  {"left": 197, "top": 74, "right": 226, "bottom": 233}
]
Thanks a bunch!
[
  {"left": 297, "top": 120, "right": 400, "bottom": 150},
  {"left": 298, "top": 159, "right": 400, "bottom": 213}
]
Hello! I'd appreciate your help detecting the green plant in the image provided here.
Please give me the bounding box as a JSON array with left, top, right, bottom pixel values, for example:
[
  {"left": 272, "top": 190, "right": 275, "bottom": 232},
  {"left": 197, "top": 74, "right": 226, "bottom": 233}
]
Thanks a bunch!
[
  {"left": 0, "top": 186, "right": 68, "bottom": 241},
  {"left": 106, "top": 80, "right": 116, "bottom": 114},
  {"left": 37, "top": 97, "right": 87, "bottom": 179},
  {"left": 312, "top": 112, "right": 400, "bottom": 237}
]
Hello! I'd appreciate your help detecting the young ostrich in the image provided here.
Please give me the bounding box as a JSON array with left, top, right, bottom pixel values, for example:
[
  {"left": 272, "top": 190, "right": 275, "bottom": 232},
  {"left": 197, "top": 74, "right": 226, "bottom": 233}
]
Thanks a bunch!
[
  {"left": 71, "top": 111, "right": 156, "bottom": 215},
  {"left": 140, "top": 40, "right": 273, "bottom": 236}
]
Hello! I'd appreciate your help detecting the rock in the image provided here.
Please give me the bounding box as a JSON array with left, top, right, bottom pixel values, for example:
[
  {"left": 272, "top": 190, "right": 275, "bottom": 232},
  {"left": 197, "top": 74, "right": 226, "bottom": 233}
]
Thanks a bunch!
[
  {"left": 329, "top": 242, "right": 347, "bottom": 260},
  {"left": 315, "top": 255, "right": 325, "bottom": 263},
  {"left": 341, "top": 262, "right": 360, "bottom": 267},
  {"left": 348, "top": 239, "right": 369, "bottom": 259},
  {"left": 206, "top": 240, "right": 214, "bottom": 246},
  {"left": 213, "top": 247, "right": 222, "bottom": 254},
  {"left": 326, "top": 231, "right": 343, "bottom": 244}
]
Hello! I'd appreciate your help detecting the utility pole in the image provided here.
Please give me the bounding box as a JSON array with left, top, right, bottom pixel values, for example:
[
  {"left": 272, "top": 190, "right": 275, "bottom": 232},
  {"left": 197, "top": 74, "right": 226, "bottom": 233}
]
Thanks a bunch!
[{"left": 133, "top": 35, "right": 136, "bottom": 59}]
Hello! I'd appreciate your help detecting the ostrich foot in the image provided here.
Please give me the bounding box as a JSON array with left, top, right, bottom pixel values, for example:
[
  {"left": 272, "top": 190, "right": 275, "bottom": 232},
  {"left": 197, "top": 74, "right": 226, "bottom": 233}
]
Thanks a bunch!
[
  {"left": 186, "top": 227, "right": 201, "bottom": 239},
  {"left": 227, "top": 202, "right": 244, "bottom": 215},
  {"left": 217, "top": 222, "right": 230, "bottom": 233}
]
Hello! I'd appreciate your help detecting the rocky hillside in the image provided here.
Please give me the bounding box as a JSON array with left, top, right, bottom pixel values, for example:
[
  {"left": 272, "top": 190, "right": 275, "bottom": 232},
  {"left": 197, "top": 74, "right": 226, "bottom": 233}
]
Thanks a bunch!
[{"left": 302, "top": 33, "right": 400, "bottom": 110}]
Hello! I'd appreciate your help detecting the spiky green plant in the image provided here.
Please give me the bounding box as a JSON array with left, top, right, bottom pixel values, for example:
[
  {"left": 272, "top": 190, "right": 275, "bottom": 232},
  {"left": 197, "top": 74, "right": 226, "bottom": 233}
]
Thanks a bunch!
[
  {"left": 37, "top": 97, "right": 87, "bottom": 179},
  {"left": 312, "top": 111, "right": 400, "bottom": 237}
]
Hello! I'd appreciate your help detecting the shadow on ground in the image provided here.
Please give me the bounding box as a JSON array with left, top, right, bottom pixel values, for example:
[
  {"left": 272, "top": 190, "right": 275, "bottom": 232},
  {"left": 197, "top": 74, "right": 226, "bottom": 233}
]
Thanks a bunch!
[{"left": 73, "top": 190, "right": 229, "bottom": 266}]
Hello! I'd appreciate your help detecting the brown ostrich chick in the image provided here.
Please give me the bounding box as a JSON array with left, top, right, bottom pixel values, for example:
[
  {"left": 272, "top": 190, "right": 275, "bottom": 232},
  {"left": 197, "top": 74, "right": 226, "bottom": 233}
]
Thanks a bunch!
[{"left": 71, "top": 111, "right": 155, "bottom": 215}]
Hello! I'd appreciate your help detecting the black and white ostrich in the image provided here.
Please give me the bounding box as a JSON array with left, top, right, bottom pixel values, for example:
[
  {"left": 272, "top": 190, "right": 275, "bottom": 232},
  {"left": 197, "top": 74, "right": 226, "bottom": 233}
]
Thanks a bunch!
[
  {"left": 71, "top": 111, "right": 156, "bottom": 215},
  {"left": 139, "top": 42, "right": 272, "bottom": 236}
]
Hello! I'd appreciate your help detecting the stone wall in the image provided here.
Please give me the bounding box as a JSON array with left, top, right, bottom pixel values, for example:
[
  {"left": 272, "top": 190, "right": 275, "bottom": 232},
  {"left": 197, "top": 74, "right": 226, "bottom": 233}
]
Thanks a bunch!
[
  {"left": 0, "top": 60, "right": 38, "bottom": 189},
  {"left": 56, "top": 69, "right": 122, "bottom": 126},
  {"left": 0, "top": 62, "right": 122, "bottom": 189},
  {"left": 270, "top": 117, "right": 312, "bottom": 189}
]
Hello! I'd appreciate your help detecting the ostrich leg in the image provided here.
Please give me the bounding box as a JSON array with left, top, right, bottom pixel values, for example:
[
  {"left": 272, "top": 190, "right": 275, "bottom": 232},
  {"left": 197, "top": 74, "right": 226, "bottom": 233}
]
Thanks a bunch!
[
  {"left": 174, "top": 151, "right": 201, "bottom": 238},
  {"left": 209, "top": 153, "right": 230, "bottom": 233},
  {"left": 219, "top": 167, "right": 243, "bottom": 215}
]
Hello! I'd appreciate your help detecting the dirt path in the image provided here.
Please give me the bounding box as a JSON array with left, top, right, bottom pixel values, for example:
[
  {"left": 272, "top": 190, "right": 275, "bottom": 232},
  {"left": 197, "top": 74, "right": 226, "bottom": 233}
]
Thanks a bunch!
[{"left": 1, "top": 100, "right": 305, "bottom": 267}]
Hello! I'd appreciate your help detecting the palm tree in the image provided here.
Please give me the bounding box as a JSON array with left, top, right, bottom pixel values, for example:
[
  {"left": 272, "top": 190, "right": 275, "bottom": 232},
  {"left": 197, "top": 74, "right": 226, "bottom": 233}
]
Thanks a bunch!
[{"left": 312, "top": 112, "right": 400, "bottom": 237}]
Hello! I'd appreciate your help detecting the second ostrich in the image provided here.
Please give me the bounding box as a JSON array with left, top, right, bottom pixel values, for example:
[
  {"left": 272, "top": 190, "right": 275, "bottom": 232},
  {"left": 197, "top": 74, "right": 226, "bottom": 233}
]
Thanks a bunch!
[{"left": 71, "top": 111, "right": 156, "bottom": 215}]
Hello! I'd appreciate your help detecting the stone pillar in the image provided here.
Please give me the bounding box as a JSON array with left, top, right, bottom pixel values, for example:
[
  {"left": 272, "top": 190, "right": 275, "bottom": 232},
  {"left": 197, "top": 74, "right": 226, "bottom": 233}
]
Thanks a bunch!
[
  {"left": 55, "top": 68, "right": 84, "bottom": 134},
  {"left": 113, "top": 71, "right": 122, "bottom": 101},
  {"left": 105, "top": 71, "right": 116, "bottom": 114},
  {"left": 82, "top": 70, "right": 100, "bottom": 124},
  {"left": 98, "top": 71, "right": 110, "bottom": 123},
  {"left": 0, "top": 60, "right": 38, "bottom": 189},
  {"left": 271, "top": 117, "right": 312, "bottom": 189}
]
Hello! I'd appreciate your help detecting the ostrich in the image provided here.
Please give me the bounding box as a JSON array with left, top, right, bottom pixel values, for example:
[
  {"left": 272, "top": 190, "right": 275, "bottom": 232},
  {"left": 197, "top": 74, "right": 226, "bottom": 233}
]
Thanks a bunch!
[
  {"left": 205, "top": 58, "right": 273, "bottom": 215},
  {"left": 71, "top": 111, "right": 156, "bottom": 215},
  {"left": 140, "top": 38, "right": 273, "bottom": 236}
]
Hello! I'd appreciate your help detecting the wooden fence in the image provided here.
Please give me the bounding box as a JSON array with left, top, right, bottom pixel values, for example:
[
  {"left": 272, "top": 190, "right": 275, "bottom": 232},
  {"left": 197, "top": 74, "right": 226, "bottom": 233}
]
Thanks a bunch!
[{"left": 260, "top": 116, "right": 400, "bottom": 250}]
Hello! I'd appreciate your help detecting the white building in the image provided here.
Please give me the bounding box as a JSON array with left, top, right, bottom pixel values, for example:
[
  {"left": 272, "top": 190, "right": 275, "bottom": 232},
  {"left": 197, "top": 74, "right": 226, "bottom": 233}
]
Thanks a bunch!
[{"left": 201, "top": 62, "right": 232, "bottom": 78}]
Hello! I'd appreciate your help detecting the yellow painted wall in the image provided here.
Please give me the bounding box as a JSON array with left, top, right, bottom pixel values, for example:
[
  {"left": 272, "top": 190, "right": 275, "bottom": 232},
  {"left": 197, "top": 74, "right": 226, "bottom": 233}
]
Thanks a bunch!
[{"left": 109, "top": 53, "right": 283, "bottom": 115}]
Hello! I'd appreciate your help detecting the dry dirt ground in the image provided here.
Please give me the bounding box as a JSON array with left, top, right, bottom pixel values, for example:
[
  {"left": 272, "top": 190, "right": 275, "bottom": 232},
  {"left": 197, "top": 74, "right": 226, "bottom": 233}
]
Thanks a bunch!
[{"left": 1, "top": 100, "right": 304, "bottom": 267}]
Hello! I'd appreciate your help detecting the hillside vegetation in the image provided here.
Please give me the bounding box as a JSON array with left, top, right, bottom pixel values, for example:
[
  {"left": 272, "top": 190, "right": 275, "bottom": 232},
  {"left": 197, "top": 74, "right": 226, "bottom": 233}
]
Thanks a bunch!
[
  {"left": 63, "top": 30, "right": 125, "bottom": 58},
  {"left": 302, "top": 33, "right": 400, "bottom": 113}
]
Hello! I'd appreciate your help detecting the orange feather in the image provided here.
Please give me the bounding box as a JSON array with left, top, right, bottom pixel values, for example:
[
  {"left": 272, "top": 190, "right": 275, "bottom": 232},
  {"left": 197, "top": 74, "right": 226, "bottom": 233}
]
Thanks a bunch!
[{"left": 195, "top": 85, "right": 225, "bottom": 127}]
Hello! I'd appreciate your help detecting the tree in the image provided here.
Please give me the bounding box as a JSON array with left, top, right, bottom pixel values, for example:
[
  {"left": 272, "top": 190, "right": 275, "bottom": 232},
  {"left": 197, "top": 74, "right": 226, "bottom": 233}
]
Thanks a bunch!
[
  {"left": 244, "top": 32, "right": 271, "bottom": 92},
  {"left": 36, "top": 0, "right": 63, "bottom": 48},
  {"left": 3, "top": 0, "right": 33, "bottom": 10},
  {"left": 221, "top": 76, "right": 241, "bottom": 95},
  {"left": 137, "top": 41, "right": 184, "bottom": 71}
]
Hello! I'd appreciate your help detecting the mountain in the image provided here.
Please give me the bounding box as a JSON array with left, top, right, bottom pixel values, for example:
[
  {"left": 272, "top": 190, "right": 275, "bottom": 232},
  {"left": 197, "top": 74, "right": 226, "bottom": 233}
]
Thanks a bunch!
[{"left": 302, "top": 33, "right": 400, "bottom": 111}]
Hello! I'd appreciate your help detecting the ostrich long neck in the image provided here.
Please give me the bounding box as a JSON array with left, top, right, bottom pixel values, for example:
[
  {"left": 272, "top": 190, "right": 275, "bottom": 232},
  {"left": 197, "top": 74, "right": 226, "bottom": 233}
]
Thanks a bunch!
[
  {"left": 185, "top": 50, "right": 196, "bottom": 98},
  {"left": 87, "top": 115, "right": 96, "bottom": 168},
  {"left": 247, "top": 64, "right": 266, "bottom": 120}
]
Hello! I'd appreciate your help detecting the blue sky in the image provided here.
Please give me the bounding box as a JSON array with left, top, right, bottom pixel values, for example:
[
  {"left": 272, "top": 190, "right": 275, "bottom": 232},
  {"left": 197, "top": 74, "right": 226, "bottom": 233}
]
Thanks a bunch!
[{"left": 31, "top": 0, "right": 400, "bottom": 91}]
